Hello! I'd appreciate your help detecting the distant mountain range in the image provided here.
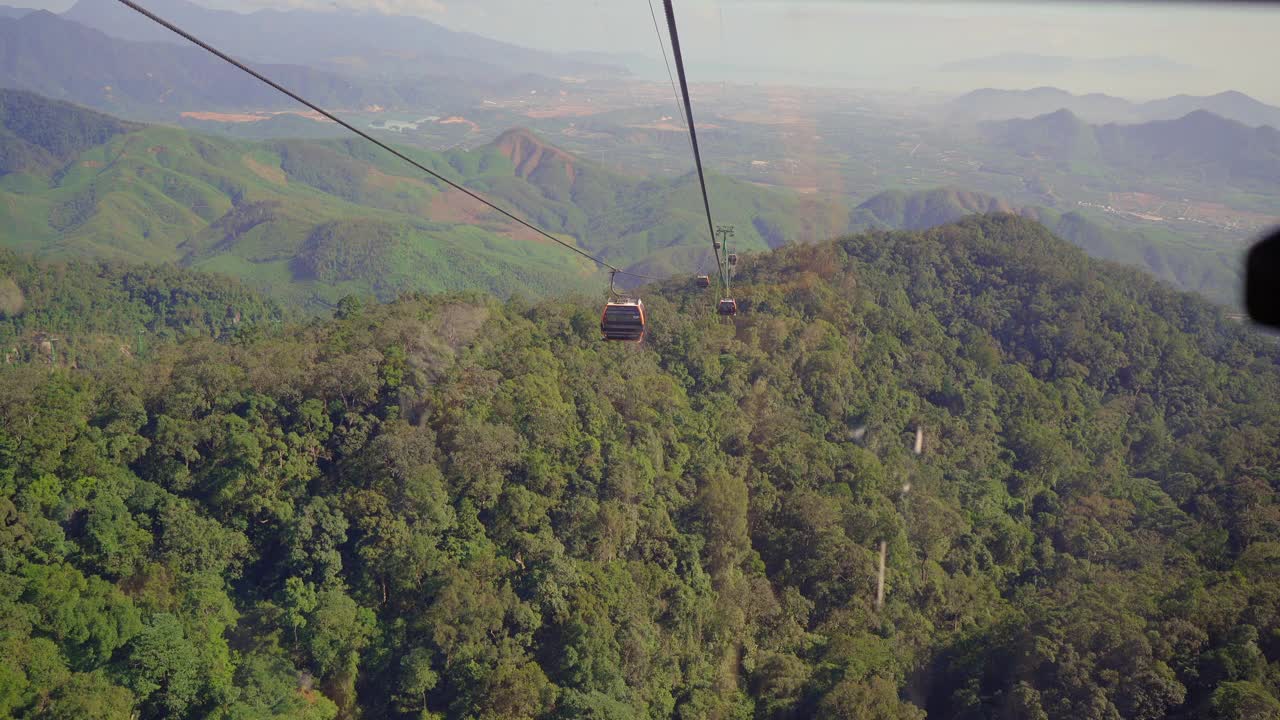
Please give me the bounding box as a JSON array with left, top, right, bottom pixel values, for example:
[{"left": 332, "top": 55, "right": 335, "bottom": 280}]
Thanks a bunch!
[
  {"left": 948, "top": 86, "right": 1280, "bottom": 127},
  {"left": 941, "top": 53, "right": 1192, "bottom": 75},
  {"left": 1139, "top": 92, "right": 1280, "bottom": 129},
  {"left": 984, "top": 108, "right": 1280, "bottom": 191},
  {"left": 0, "top": 10, "right": 573, "bottom": 120},
  {"left": 0, "top": 11, "right": 381, "bottom": 117},
  {"left": 0, "top": 88, "right": 1251, "bottom": 308},
  {"left": 61, "top": 0, "right": 622, "bottom": 80},
  {"left": 0, "top": 4, "right": 29, "bottom": 17}
]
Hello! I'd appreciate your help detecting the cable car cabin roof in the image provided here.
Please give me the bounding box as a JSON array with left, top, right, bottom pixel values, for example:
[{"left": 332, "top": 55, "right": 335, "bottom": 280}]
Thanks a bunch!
[
  {"left": 603, "top": 300, "right": 643, "bottom": 316},
  {"left": 603, "top": 307, "right": 644, "bottom": 322}
]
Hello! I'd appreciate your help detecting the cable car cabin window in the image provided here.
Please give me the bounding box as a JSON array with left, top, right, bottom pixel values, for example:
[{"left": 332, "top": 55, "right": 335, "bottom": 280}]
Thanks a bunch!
[
  {"left": 604, "top": 307, "right": 642, "bottom": 324},
  {"left": 601, "top": 302, "right": 646, "bottom": 341}
]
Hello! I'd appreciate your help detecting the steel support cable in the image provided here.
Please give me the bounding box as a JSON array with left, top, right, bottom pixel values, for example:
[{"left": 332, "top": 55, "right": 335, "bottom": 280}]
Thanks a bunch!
[
  {"left": 646, "top": 0, "right": 688, "bottom": 133},
  {"left": 112, "top": 0, "right": 659, "bottom": 282},
  {"left": 646, "top": 0, "right": 705, "bottom": 278},
  {"left": 661, "top": 0, "right": 724, "bottom": 292}
]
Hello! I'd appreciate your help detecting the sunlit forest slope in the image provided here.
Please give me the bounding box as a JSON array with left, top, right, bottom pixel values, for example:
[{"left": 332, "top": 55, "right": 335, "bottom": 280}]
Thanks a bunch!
[{"left": 2, "top": 214, "right": 1278, "bottom": 720}]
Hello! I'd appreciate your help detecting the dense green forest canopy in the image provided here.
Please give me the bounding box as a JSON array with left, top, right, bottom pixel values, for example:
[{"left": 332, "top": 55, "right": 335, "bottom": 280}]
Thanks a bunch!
[
  {"left": 1, "top": 214, "right": 1279, "bottom": 719},
  {"left": 0, "top": 248, "right": 286, "bottom": 366}
]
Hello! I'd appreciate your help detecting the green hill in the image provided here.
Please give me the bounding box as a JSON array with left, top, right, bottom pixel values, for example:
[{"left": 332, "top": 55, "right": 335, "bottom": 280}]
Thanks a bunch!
[
  {"left": 851, "top": 188, "right": 1017, "bottom": 230},
  {"left": 850, "top": 188, "right": 1242, "bottom": 307},
  {"left": 0, "top": 89, "right": 142, "bottom": 176},
  {"left": 0, "top": 247, "right": 285, "bottom": 367},
  {"left": 0, "top": 91, "right": 611, "bottom": 309},
  {"left": 2, "top": 214, "right": 1279, "bottom": 719},
  {"left": 0, "top": 91, "right": 855, "bottom": 308}
]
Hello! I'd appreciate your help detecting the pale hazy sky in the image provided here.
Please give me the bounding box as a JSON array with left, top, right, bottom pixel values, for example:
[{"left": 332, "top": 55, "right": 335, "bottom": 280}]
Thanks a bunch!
[{"left": 16, "top": 0, "right": 1280, "bottom": 102}]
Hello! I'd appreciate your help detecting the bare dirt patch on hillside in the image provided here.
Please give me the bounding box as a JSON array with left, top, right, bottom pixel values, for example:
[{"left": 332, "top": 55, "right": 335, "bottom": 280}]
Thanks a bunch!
[
  {"left": 242, "top": 155, "right": 286, "bottom": 185},
  {"left": 427, "top": 188, "right": 559, "bottom": 246}
]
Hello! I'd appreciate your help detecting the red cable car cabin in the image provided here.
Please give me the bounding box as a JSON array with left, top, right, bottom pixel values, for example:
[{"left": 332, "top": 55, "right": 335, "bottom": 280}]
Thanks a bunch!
[
  {"left": 601, "top": 299, "right": 646, "bottom": 342},
  {"left": 718, "top": 298, "right": 738, "bottom": 316}
]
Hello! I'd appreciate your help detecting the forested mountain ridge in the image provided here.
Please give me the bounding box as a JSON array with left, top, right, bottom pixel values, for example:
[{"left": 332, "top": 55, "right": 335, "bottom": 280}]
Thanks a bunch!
[
  {"left": 0, "top": 90, "right": 852, "bottom": 307},
  {"left": 0, "top": 88, "right": 142, "bottom": 176},
  {"left": 0, "top": 89, "right": 602, "bottom": 307},
  {"left": 2, "top": 214, "right": 1278, "bottom": 719},
  {"left": 849, "top": 188, "right": 1241, "bottom": 307},
  {"left": 851, "top": 188, "right": 1017, "bottom": 230},
  {"left": 0, "top": 248, "right": 285, "bottom": 367}
]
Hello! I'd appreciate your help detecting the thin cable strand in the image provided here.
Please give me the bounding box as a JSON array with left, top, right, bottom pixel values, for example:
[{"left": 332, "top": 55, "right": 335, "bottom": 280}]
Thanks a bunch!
[
  {"left": 647, "top": 0, "right": 688, "bottom": 131},
  {"left": 111, "top": 0, "right": 660, "bottom": 281},
  {"left": 662, "top": 0, "right": 724, "bottom": 291}
]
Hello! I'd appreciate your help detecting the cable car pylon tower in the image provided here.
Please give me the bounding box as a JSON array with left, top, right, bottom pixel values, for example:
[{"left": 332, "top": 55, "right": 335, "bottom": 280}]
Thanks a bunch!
[{"left": 715, "top": 225, "right": 737, "bottom": 316}]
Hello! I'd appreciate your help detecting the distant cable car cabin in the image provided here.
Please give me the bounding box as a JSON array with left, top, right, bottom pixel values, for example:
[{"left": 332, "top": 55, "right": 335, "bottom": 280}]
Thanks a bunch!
[
  {"left": 696, "top": 274, "right": 711, "bottom": 288},
  {"left": 717, "top": 298, "right": 738, "bottom": 316},
  {"left": 727, "top": 253, "right": 738, "bottom": 266},
  {"left": 601, "top": 299, "right": 646, "bottom": 342}
]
